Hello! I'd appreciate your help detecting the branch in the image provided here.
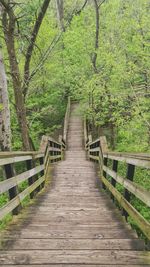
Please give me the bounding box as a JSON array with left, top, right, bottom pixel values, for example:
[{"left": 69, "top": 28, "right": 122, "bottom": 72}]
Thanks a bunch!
[
  {"left": 23, "top": 0, "right": 51, "bottom": 97},
  {"left": 98, "top": 0, "right": 106, "bottom": 8},
  {"left": 76, "top": 0, "right": 88, "bottom": 15}
]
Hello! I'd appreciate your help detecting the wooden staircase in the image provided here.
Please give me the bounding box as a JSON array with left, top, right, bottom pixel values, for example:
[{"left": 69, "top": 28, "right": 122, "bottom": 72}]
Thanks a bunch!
[{"left": 0, "top": 103, "right": 150, "bottom": 266}]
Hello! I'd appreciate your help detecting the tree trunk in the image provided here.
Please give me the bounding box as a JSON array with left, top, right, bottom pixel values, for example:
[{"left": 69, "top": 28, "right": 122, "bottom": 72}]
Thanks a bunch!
[
  {"left": 2, "top": 10, "right": 31, "bottom": 151},
  {"left": 0, "top": 49, "right": 11, "bottom": 151},
  {"left": 92, "top": 0, "right": 100, "bottom": 73}
]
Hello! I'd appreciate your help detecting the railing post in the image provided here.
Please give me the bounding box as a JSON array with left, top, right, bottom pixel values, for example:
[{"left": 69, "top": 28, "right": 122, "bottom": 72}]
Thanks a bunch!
[
  {"left": 122, "top": 163, "right": 135, "bottom": 220},
  {"left": 100, "top": 136, "right": 108, "bottom": 190},
  {"left": 84, "top": 117, "right": 88, "bottom": 148},
  {"left": 63, "top": 96, "right": 71, "bottom": 144},
  {"left": 4, "top": 164, "right": 21, "bottom": 215},
  {"left": 111, "top": 160, "right": 118, "bottom": 201},
  {"left": 88, "top": 135, "right": 92, "bottom": 160},
  {"left": 39, "top": 156, "right": 45, "bottom": 188},
  {"left": 102, "top": 157, "right": 107, "bottom": 190},
  {"left": 26, "top": 156, "right": 39, "bottom": 198}
]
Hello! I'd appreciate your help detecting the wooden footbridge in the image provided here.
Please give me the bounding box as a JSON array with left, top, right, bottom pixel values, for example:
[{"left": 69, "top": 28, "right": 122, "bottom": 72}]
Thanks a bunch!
[{"left": 0, "top": 99, "right": 150, "bottom": 266}]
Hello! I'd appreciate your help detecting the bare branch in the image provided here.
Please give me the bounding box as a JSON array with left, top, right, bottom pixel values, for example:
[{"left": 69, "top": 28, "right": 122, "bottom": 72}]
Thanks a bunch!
[
  {"left": 76, "top": 0, "right": 88, "bottom": 15},
  {"left": 98, "top": 0, "right": 106, "bottom": 8},
  {"left": 23, "top": 0, "right": 51, "bottom": 98}
]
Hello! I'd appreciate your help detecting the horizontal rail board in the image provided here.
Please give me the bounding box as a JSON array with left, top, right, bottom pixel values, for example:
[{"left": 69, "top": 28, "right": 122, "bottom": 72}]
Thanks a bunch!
[
  {"left": 103, "top": 154, "right": 150, "bottom": 169},
  {"left": 0, "top": 165, "right": 44, "bottom": 194},
  {"left": 50, "top": 155, "right": 62, "bottom": 160},
  {"left": 48, "top": 147, "right": 61, "bottom": 152},
  {"left": 0, "top": 155, "right": 33, "bottom": 166},
  {"left": 89, "top": 147, "right": 100, "bottom": 152},
  {"left": 105, "top": 152, "right": 150, "bottom": 160},
  {"left": 89, "top": 155, "right": 99, "bottom": 161},
  {"left": 101, "top": 175, "right": 150, "bottom": 240},
  {"left": 34, "top": 153, "right": 44, "bottom": 159},
  {"left": 48, "top": 138, "right": 62, "bottom": 147},
  {"left": 0, "top": 176, "right": 45, "bottom": 221},
  {"left": 89, "top": 138, "right": 100, "bottom": 146},
  {"left": 0, "top": 152, "right": 43, "bottom": 158},
  {"left": 103, "top": 165, "right": 150, "bottom": 207}
]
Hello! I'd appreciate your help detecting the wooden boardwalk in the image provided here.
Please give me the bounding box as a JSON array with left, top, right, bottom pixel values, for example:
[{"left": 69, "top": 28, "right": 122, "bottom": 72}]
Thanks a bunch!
[{"left": 0, "top": 104, "right": 150, "bottom": 266}]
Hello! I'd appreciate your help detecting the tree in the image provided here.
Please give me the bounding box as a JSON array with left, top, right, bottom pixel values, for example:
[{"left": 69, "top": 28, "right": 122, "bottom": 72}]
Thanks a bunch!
[{"left": 0, "top": 0, "right": 51, "bottom": 150}]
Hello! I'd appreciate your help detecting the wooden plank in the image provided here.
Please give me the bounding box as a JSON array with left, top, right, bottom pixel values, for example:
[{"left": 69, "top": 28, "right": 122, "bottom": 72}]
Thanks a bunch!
[
  {"left": 48, "top": 137, "right": 62, "bottom": 147},
  {"left": 0, "top": 151, "right": 43, "bottom": 157},
  {"left": 0, "top": 250, "right": 149, "bottom": 265},
  {"left": 34, "top": 153, "right": 44, "bottom": 159},
  {"left": 0, "top": 265, "right": 148, "bottom": 267},
  {"left": 89, "top": 147, "right": 100, "bottom": 152},
  {"left": 2, "top": 228, "right": 137, "bottom": 239},
  {"left": 0, "top": 165, "right": 44, "bottom": 194},
  {"left": 89, "top": 155, "right": 99, "bottom": 161},
  {"left": 103, "top": 154, "right": 150, "bottom": 169},
  {"left": 88, "top": 137, "right": 100, "bottom": 146},
  {"left": 0, "top": 238, "right": 144, "bottom": 250},
  {"left": 0, "top": 155, "right": 32, "bottom": 166},
  {"left": 50, "top": 155, "right": 61, "bottom": 160},
  {"left": 103, "top": 165, "right": 150, "bottom": 207},
  {"left": 105, "top": 151, "right": 150, "bottom": 160},
  {"left": 101, "top": 176, "right": 150, "bottom": 240},
  {"left": 48, "top": 147, "right": 61, "bottom": 152}
]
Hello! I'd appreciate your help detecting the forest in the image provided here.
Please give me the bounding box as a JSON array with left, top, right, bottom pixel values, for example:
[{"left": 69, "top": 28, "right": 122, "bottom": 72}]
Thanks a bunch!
[{"left": 0, "top": 0, "right": 150, "bottom": 240}]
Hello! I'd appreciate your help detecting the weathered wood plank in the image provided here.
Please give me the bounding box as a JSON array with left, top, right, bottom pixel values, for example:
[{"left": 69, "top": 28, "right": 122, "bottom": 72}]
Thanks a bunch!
[
  {"left": 0, "top": 238, "right": 144, "bottom": 250},
  {"left": 103, "top": 154, "right": 150, "bottom": 169},
  {"left": 1, "top": 266, "right": 149, "bottom": 267},
  {"left": 2, "top": 228, "right": 137, "bottom": 239},
  {"left": 0, "top": 155, "right": 32, "bottom": 166},
  {"left": 0, "top": 250, "right": 149, "bottom": 265}
]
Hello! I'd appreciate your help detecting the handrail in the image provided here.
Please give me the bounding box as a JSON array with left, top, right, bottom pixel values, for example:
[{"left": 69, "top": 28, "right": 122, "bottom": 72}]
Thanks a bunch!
[
  {"left": 0, "top": 136, "right": 64, "bottom": 221},
  {"left": 84, "top": 126, "right": 150, "bottom": 240}
]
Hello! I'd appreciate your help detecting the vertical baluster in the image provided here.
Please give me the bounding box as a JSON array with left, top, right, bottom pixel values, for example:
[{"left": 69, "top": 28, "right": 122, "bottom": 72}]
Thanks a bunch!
[
  {"left": 111, "top": 160, "right": 118, "bottom": 201},
  {"left": 102, "top": 157, "right": 108, "bottom": 190},
  {"left": 26, "top": 156, "right": 37, "bottom": 199},
  {"left": 39, "top": 156, "right": 44, "bottom": 189},
  {"left": 122, "top": 163, "right": 135, "bottom": 220}
]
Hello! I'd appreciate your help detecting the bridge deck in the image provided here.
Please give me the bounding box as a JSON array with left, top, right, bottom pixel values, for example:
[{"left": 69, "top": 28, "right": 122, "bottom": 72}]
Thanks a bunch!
[{"left": 0, "top": 104, "right": 150, "bottom": 266}]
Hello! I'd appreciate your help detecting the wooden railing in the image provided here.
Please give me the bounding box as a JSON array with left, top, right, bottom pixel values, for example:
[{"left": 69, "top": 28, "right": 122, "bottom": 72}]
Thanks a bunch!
[
  {"left": 0, "top": 138, "right": 63, "bottom": 221},
  {"left": 0, "top": 97, "right": 71, "bottom": 223},
  {"left": 84, "top": 123, "right": 150, "bottom": 240}
]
